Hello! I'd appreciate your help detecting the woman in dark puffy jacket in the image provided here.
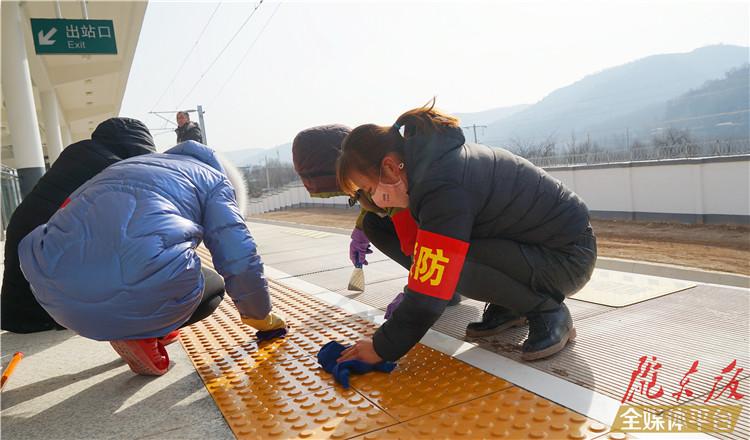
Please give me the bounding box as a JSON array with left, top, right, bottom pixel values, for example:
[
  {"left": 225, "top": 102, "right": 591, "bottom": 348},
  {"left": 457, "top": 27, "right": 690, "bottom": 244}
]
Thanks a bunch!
[
  {"left": 19, "top": 141, "right": 285, "bottom": 376},
  {"left": 335, "top": 100, "right": 597, "bottom": 365},
  {"left": 2, "top": 118, "right": 156, "bottom": 334}
]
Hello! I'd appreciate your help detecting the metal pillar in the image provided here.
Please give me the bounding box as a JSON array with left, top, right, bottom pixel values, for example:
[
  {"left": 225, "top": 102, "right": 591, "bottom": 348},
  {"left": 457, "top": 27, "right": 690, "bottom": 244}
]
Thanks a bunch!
[
  {"left": 41, "top": 90, "right": 64, "bottom": 165},
  {"left": 1, "top": 1, "right": 46, "bottom": 196},
  {"left": 197, "top": 105, "right": 207, "bottom": 144}
]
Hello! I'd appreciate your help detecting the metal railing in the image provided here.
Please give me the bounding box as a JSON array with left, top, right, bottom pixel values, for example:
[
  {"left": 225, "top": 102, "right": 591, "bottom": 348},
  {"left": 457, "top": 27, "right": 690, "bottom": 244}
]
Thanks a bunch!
[
  {"left": 2, "top": 165, "right": 22, "bottom": 239},
  {"left": 522, "top": 139, "right": 750, "bottom": 168}
]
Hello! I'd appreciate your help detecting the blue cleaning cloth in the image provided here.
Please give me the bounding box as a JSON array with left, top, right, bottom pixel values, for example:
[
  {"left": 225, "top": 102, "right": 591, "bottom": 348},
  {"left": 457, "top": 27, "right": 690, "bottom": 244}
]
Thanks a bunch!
[
  {"left": 317, "top": 341, "right": 396, "bottom": 388},
  {"left": 256, "top": 327, "right": 287, "bottom": 342}
]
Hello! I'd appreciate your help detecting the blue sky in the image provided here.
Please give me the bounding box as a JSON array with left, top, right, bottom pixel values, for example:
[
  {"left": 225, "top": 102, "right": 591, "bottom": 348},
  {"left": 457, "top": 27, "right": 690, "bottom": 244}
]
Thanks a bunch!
[{"left": 119, "top": 0, "right": 750, "bottom": 152}]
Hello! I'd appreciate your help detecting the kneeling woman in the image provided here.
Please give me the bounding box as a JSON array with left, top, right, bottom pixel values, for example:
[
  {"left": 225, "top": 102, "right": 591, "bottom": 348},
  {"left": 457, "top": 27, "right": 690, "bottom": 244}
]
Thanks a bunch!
[{"left": 336, "top": 101, "right": 596, "bottom": 363}]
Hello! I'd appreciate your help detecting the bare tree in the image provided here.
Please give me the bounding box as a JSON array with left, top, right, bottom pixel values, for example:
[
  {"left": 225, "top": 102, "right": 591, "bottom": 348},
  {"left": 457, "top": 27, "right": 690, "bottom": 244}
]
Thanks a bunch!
[
  {"left": 240, "top": 159, "right": 299, "bottom": 197},
  {"left": 565, "top": 131, "right": 577, "bottom": 152},
  {"left": 651, "top": 127, "right": 700, "bottom": 157},
  {"left": 562, "top": 134, "right": 602, "bottom": 156},
  {"left": 509, "top": 133, "right": 558, "bottom": 159},
  {"left": 652, "top": 127, "right": 693, "bottom": 147}
]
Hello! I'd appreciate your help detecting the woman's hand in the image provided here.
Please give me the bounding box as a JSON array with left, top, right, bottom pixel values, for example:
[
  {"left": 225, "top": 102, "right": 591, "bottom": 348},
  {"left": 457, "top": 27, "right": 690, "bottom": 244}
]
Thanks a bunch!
[{"left": 337, "top": 339, "right": 383, "bottom": 364}]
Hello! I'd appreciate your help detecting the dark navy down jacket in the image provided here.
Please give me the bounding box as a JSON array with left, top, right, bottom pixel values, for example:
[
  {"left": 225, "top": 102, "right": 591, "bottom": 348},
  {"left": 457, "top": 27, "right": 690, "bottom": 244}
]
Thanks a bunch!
[
  {"left": 372, "top": 126, "right": 593, "bottom": 361},
  {"left": 18, "top": 141, "right": 271, "bottom": 341}
]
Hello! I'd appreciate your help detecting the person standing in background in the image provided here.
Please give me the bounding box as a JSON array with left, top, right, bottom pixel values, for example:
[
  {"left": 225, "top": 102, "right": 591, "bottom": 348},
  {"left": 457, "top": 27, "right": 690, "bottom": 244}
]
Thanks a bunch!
[{"left": 175, "top": 111, "right": 203, "bottom": 143}]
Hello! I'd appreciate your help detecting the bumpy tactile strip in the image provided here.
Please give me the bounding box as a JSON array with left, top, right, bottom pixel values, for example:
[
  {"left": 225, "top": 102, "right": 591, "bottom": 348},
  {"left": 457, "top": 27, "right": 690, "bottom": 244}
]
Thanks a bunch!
[
  {"left": 400, "top": 386, "right": 611, "bottom": 439},
  {"left": 181, "top": 247, "right": 620, "bottom": 439},
  {"left": 350, "top": 344, "right": 512, "bottom": 421}
]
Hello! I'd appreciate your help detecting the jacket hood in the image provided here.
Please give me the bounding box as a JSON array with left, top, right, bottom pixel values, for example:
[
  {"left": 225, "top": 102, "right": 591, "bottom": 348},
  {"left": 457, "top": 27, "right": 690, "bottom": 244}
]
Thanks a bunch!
[
  {"left": 403, "top": 126, "right": 465, "bottom": 191},
  {"left": 292, "top": 124, "right": 351, "bottom": 195},
  {"left": 91, "top": 117, "right": 156, "bottom": 159}
]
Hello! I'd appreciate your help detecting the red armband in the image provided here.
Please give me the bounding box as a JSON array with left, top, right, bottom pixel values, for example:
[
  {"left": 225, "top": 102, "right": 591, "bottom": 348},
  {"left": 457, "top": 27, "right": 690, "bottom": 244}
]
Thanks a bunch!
[
  {"left": 391, "top": 209, "right": 418, "bottom": 256},
  {"left": 408, "top": 229, "right": 469, "bottom": 300},
  {"left": 60, "top": 198, "right": 71, "bottom": 208}
]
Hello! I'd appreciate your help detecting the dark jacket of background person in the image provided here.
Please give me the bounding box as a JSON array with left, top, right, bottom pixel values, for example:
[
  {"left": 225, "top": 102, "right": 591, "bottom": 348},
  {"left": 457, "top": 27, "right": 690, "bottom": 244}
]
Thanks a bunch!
[
  {"left": 18, "top": 141, "right": 271, "bottom": 341},
  {"left": 176, "top": 121, "right": 203, "bottom": 143},
  {"left": 373, "top": 126, "right": 594, "bottom": 361},
  {"left": 1, "top": 118, "right": 156, "bottom": 333}
]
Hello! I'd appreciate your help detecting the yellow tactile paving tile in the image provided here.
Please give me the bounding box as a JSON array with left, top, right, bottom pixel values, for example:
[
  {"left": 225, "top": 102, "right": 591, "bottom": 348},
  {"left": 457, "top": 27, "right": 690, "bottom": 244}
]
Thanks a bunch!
[
  {"left": 180, "top": 301, "right": 258, "bottom": 354},
  {"left": 222, "top": 387, "right": 399, "bottom": 439},
  {"left": 350, "top": 344, "right": 512, "bottom": 421},
  {"left": 204, "top": 353, "right": 337, "bottom": 405},
  {"left": 187, "top": 338, "right": 309, "bottom": 382},
  {"left": 351, "top": 423, "right": 417, "bottom": 439},
  {"left": 596, "top": 433, "right": 629, "bottom": 440},
  {"left": 400, "top": 386, "right": 610, "bottom": 439},
  {"left": 269, "top": 280, "right": 377, "bottom": 328},
  {"left": 185, "top": 249, "right": 620, "bottom": 439}
]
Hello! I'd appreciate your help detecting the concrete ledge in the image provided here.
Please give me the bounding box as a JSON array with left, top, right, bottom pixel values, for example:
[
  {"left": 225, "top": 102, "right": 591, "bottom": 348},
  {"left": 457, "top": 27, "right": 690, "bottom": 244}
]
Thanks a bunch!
[
  {"left": 596, "top": 256, "right": 749, "bottom": 289},
  {"left": 590, "top": 210, "right": 750, "bottom": 225},
  {"left": 544, "top": 153, "right": 750, "bottom": 171}
]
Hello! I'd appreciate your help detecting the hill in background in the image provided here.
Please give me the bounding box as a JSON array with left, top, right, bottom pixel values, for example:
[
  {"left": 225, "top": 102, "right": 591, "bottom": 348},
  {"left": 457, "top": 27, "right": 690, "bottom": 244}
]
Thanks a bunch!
[
  {"left": 481, "top": 44, "right": 748, "bottom": 149},
  {"left": 224, "top": 44, "right": 749, "bottom": 167}
]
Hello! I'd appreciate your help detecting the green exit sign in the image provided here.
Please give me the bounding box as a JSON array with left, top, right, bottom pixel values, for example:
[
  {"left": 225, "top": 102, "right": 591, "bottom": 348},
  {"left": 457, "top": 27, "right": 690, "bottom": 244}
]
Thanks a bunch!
[{"left": 30, "top": 18, "right": 117, "bottom": 55}]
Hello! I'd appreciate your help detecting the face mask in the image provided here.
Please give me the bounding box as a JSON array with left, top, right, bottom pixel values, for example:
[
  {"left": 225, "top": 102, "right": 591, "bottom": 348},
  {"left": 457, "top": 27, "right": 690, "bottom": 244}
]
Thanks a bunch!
[{"left": 372, "top": 162, "right": 409, "bottom": 208}]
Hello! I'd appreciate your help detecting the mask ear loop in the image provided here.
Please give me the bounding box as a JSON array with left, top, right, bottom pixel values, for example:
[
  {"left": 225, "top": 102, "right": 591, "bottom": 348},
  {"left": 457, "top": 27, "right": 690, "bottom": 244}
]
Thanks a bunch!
[{"left": 378, "top": 160, "right": 405, "bottom": 185}]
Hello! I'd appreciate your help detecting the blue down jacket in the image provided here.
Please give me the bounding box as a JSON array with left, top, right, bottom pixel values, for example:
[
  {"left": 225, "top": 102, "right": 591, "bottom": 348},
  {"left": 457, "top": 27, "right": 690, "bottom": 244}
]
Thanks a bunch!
[{"left": 18, "top": 141, "right": 271, "bottom": 341}]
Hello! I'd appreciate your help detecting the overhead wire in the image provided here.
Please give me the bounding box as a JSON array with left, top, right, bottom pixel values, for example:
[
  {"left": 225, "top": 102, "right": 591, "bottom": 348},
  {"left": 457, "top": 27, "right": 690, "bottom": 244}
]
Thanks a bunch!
[
  {"left": 176, "top": 0, "right": 266, "bottom": 108},
  {"left": 209, "top": 1, "right": 283, "bottom": 106},
  {"left": 149, "top": 2, "right": 223, "bottom": 113}
]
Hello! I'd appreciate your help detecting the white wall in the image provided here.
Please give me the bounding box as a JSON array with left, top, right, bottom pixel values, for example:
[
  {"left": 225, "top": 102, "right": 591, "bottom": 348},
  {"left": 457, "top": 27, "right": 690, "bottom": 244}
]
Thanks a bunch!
[
  {"left": 557, "top": 166, "right": 634, "bottom": 213},
  {"left": 244, "top": 182, "right": 351, "bottom": 216},
  {"left": 547, "top": 156, "right": 749, "bottom": 222},
  {"left": 702, "top": 160, "right": 750, "bottom": 215}
]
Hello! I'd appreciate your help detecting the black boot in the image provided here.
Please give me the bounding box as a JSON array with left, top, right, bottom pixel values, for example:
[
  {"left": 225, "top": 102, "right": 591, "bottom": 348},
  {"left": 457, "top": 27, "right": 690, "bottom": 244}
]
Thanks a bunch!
[
  {"left": 522, "top": 302, "right": 576, "bottom": 361},
  {"left": 448, "top": 292, "right": 462, "bottom": 306},
  {"left": 465, "top": 303, "right": 527, "bottom": 338}
]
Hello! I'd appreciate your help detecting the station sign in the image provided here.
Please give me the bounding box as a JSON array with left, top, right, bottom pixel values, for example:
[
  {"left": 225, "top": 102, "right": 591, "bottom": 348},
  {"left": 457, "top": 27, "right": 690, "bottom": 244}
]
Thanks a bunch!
[{"left": 30, "top": 19, "right": 117, "bottom": 55}]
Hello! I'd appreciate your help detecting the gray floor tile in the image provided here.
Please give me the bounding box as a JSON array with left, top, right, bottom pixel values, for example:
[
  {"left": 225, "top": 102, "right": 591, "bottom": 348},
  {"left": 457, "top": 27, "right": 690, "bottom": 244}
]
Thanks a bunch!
[{"left": 0, "top": 331, "right": 230, "bottom": 440}]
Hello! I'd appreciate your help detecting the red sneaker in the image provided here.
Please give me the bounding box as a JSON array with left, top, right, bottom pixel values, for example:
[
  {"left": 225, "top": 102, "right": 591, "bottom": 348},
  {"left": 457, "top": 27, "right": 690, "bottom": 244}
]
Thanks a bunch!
[
  {"left": 158, "top": 329, "right": 181, "bottom": 346},
  {"left": 110, "top": 338, "right": 169, "bottom": 376}
]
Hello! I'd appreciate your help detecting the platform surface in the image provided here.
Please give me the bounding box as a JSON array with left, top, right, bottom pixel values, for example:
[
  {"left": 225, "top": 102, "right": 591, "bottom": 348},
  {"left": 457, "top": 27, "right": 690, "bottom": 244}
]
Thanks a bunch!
[{"left": 1, "top": 220, "right": 747, "bottom": 440}]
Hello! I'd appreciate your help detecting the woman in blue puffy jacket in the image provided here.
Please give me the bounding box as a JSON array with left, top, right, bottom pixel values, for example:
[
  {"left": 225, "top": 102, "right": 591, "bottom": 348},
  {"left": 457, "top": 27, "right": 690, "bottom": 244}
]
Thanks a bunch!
[{"left": 18, "top": 141, "right": 285, "bottom": 375}]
